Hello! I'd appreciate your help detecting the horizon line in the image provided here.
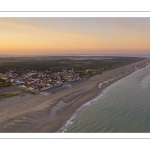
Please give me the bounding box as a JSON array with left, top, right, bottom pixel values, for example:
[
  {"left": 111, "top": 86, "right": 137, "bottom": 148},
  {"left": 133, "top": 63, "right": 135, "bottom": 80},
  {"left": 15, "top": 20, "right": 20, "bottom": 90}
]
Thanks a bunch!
[{"left": 0, "top": 54, "right": 150, "bottom": 57}]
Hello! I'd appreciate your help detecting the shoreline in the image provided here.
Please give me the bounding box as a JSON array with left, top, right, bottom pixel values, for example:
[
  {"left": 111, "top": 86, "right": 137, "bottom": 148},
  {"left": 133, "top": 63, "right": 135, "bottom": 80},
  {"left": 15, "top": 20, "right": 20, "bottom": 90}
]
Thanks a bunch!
[
  {"left": 37, "top": 58, "right": 150, "bottom": 132},
  {"left": 0, "top": 58, "right": 149, "bottom": 132},
  {"left": 57, "top": 79, "right": 119, "bottom": 132}
]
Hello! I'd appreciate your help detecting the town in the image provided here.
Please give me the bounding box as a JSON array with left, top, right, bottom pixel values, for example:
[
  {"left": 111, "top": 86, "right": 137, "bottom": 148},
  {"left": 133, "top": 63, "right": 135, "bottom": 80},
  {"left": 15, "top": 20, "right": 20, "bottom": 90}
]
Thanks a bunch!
[
  {"left": 0, "top": 56, "right": 144, "bottom": 95},
  {"left": 0, "top": 68, "right": 81, "bottom": 92}
]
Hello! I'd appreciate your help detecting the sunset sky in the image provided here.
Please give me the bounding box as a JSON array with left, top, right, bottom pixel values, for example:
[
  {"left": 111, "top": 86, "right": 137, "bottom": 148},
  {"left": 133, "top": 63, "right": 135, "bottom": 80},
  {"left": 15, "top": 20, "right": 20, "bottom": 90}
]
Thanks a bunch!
[{"left": 0, "top": 18, "right": 150, "bottom": 55}]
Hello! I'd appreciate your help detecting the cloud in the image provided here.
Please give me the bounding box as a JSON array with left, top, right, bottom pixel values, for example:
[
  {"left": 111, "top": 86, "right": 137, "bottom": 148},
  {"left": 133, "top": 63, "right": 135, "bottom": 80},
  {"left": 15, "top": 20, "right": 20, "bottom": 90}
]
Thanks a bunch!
[
  {"left": 0, "top": 18, "right": 87, "bottom": 38},
  {"left": 114, "top": 19, "right": 146, "bottom": 31}
]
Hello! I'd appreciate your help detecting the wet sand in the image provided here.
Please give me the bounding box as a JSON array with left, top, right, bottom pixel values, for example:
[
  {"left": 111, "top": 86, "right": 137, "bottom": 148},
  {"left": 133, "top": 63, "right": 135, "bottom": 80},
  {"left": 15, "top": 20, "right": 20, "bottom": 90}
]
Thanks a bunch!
[{"left": 0, "top": 58, "right": 149, "bottom": 132}]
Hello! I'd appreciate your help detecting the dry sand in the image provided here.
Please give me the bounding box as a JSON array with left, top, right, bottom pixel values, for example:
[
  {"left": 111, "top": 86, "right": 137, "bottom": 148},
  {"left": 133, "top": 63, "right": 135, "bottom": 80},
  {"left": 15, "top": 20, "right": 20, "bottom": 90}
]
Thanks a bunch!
[{"left": 0, "top": 58, "right": 149, "bottom": 132}]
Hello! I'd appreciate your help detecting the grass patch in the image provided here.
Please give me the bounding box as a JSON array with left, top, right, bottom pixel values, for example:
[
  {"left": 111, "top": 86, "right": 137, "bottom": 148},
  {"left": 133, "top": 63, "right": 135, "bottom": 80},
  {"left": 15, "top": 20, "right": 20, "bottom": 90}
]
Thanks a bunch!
[
  {"left": 0, "top": 78, "right": 12, "bottom": 88},
  {"left": 23, "top": 89, "right": 36, "bottom": 95},
  {"left": 0, "top": 89, "right": 37, "bottom": 99},
  {"left": 0, "top": 91, "right": 20, "bottom": 99}
]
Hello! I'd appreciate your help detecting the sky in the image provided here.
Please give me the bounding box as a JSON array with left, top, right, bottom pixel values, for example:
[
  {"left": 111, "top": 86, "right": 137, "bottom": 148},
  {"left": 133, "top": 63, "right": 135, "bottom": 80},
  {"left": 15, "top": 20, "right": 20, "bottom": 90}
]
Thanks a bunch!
[{"left": 0, "top": 17, "right": 150, "bottom": 55}]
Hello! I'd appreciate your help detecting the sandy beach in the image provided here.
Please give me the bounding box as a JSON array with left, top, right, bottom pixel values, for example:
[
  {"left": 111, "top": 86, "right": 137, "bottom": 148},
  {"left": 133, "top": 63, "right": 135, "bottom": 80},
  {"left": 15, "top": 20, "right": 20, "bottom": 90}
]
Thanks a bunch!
[{"left": 0, "top": 58, "right": 149, "bottom": 132}]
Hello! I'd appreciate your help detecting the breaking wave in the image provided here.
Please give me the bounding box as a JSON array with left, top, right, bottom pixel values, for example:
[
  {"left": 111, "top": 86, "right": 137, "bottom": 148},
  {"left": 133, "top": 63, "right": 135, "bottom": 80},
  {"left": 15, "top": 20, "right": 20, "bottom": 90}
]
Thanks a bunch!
[{"left": 57, "top": 80, "right": 120, "bottom": 133}]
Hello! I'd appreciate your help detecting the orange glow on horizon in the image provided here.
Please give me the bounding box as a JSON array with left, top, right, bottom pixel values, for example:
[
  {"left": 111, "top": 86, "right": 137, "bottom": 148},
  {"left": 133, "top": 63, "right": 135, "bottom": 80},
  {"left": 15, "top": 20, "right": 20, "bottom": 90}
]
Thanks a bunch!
[{"left": 0, "top": 18, "right": 150, "bottom": 55}]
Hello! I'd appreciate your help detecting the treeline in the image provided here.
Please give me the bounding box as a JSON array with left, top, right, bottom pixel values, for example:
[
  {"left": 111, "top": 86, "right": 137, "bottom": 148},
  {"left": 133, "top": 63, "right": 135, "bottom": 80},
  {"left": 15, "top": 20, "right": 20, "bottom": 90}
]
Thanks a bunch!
[{"left": 0, "top": 56, "right": 145, "bottom": 73}]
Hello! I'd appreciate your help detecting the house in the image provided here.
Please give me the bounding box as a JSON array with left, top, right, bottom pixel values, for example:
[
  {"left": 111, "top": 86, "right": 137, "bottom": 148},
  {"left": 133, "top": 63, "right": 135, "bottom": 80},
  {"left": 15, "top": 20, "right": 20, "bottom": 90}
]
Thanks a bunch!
[
  {"left": 27, "top": 80, "right": 36, "bottom": 85},
  {"left": 15, "top": 80, "right": 24, "bottom": 85}
]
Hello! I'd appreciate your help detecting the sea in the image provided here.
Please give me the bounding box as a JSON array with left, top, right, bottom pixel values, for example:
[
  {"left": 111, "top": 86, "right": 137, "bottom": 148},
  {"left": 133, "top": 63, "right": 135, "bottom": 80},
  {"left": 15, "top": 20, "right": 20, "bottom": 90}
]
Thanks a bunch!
[{"left": 60, "top": 63, "right": 150, "bottom": 132}]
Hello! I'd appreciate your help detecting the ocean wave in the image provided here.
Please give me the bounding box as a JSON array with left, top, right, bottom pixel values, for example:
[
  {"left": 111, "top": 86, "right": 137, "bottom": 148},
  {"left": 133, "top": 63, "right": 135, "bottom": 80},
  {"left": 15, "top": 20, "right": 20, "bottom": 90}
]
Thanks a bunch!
[
  {"left": 141, "top": 73, "right": 150, "bottom": 83},
  {"left": 57, "top": 80, "right": 120, "bottom": 133},
  {"left": 140, "top": 73, "right": 150, "bottom": 89},
  {"left": 57, "top": 61, "right": 150, "bottom": 132},
  {"left": 137, "top": 64, "right": 150, "bottom": 89},
  {"left": 98, "top": 74, "right": 122, "bottom": 88},
  {"left": 140, "top": 65, "right": 150, "bottom": 85}
]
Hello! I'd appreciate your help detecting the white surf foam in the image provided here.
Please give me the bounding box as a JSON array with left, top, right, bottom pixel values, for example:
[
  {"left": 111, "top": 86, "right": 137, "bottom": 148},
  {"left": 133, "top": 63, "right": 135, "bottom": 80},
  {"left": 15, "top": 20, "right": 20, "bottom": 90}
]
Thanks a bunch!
[
  {"left": 98, "top": 75, "right": 121, "bottom": 89},
  {"left": 57, "top": 62, "right": 150, "bottom": 132},
  {"left": 140, "top": 64, "right": 150, "bottom": 87},
  {"left": 57, "top": 80, "right": 120, "bottom": 133}
]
